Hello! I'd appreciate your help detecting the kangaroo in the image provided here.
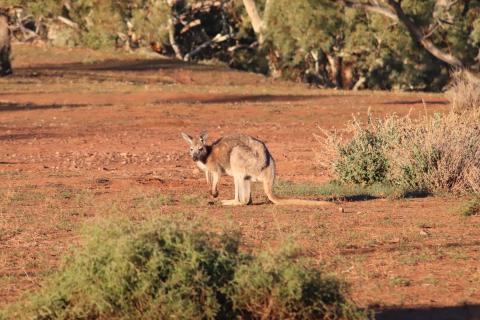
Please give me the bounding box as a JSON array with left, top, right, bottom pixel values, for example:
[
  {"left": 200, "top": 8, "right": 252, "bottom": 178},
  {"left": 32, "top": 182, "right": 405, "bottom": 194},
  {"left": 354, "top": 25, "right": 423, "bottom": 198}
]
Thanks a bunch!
[
  {"left": 0, "top": 13, "right": 12, "bottom": 76},
  {"left": 181, "top": 131, "right": 333, "bottom": 206}
]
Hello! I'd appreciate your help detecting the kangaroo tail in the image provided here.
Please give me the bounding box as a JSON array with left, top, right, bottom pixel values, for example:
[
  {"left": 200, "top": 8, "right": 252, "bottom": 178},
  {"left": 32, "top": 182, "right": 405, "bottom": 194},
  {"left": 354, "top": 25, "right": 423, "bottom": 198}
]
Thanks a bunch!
[{"left": 262, "top": 163, "right": 332, "bottom": 206}]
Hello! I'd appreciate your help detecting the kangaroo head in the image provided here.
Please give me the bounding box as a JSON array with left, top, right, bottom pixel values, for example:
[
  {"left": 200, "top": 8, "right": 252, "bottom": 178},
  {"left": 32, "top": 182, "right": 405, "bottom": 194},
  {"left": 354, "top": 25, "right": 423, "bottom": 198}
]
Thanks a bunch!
[{"left": 181, "top": 131, "right": 209, "bottom": 162}]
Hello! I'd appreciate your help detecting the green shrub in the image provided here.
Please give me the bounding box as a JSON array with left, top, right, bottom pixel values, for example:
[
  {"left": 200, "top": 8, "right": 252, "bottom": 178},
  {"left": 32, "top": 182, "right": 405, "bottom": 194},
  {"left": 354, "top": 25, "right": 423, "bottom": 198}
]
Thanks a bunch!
[
  {"left": 3, "top": 219, "right": 363, "bottom": 320},
  {"left": 458, "top": 197, "right": 480, "bottom": 217},
  {"left": 334, "top": 127, "right": 389, "bottom": 186},
  {"left": 320, "top": 115, "right": 390, "bottom": 186}
]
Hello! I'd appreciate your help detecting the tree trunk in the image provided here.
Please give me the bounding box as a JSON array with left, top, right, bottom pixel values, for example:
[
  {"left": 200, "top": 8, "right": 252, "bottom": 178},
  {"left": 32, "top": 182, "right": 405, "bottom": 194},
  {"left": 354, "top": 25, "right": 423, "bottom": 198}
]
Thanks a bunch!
[
  {"left": 242, "top": 0, "right": 265, "bottom": 45},
  {"left": 311, "top": 49, "right": 320, "bottom": 74},
  {"left": 326, "top": 54, "right": 342, "bottom": 88},
  {"left": 168, "top": 15, "right": 183, "bottom": 60}
]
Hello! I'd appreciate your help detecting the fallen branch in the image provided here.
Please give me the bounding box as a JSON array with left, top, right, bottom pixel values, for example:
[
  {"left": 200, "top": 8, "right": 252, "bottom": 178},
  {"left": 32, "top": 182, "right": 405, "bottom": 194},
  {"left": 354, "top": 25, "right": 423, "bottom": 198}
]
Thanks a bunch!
[
  {"left": 9, "top": 24, "right": 37, "bottom": 42},
  {"left": 57, "top": 16, "right": 80, "bottom": 30},
  {"left": 183, "top": 33, "right": 230, "bottom": 61},
  {"left": 180, "top": 19, "right": 201, "bottom": 34}
]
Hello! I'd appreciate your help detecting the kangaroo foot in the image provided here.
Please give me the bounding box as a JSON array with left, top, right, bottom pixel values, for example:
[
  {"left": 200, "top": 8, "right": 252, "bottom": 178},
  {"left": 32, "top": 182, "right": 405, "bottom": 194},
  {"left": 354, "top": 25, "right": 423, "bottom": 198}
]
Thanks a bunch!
[{"left": 221, "top": 199, "right": 243, "bottom": 206}]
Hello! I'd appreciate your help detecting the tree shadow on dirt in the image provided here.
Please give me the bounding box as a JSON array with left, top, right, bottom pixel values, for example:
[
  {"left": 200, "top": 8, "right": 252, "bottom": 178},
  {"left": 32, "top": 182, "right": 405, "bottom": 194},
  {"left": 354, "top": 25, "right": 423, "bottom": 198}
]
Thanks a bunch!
[
  {"left": 373, "top": 304, "right": 480, "bottom": 320},
  {"left": 382, "top": 99, "right": 449, "bottom": 105},
  {"left": 22, "top": 58, "right": 222, "bottom": 73},
  {"left": 340, "top": 240, "right": 480, "bottom": 256},
  {"left": 0, "top": 132, "right": 57, "bottom": 141},
  {"left": 155, "top": 93, "right": 330, "bottom": 104},
  {"left": 11, "top": 58, "right": 234, "bottom": 86},
  {"left": 0, "top": 102, "right": 88, "bottom": 112}
]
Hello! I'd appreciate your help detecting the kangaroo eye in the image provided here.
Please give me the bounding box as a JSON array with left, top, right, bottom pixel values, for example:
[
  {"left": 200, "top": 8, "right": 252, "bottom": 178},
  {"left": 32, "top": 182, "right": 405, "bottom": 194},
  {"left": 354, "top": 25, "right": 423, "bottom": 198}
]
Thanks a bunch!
[{"left": 190, "top": 147, "right": 193, "bottom": 151}]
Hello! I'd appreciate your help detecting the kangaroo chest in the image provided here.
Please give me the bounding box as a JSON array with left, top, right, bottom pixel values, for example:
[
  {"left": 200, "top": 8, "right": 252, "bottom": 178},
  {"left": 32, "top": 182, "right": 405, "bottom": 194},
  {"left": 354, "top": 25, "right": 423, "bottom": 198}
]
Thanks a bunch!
[{"left": 195, "top": 161, "right": 208, "bottom": 172}]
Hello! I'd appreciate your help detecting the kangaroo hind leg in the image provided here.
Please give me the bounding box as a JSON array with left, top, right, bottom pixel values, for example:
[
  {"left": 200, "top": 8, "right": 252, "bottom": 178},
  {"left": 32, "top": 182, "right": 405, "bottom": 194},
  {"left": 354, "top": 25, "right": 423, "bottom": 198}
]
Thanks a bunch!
[
  {"left": 239, "top": 178, "right": 252, "bottom": 205},
  {"left": 221, "top": 175, "right": 244, "bottom": 206}
]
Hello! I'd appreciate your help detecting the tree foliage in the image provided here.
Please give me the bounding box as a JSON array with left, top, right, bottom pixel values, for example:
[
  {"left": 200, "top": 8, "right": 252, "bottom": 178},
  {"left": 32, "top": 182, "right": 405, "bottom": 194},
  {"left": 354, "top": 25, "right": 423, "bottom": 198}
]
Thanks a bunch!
[{"left": 3, "top": 0, "right": 480, "bottom": 91}]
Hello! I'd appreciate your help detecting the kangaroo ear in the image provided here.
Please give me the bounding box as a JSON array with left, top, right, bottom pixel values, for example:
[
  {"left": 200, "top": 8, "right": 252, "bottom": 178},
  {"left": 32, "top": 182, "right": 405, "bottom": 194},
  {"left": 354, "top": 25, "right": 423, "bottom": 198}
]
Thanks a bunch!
[
  {"left": 181, "top": 132, "right": 193, "bottom": 145},
  {"left": 199, "top": 131, "right": 208, "bottom": 143}
]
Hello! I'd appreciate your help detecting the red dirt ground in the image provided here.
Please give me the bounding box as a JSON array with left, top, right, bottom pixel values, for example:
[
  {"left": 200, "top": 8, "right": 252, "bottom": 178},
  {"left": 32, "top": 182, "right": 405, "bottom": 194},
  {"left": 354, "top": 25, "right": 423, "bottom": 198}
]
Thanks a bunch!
[{"left": 0, "top": 44, "right": 479, "bottom": 318}]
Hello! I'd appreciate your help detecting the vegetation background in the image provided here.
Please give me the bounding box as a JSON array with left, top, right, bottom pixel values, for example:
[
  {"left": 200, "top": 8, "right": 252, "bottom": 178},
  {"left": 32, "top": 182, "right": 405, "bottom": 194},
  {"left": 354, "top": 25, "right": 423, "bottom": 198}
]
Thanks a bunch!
[{"left": 3, "top": 0, "right": 480, "bottom": 91}]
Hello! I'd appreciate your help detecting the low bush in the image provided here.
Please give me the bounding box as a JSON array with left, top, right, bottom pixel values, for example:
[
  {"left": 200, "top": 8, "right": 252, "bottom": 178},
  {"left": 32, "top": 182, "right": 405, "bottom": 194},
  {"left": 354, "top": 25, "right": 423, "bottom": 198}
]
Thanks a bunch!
[
  {"left": 3, "top": 219, "right": 364, "bottom": 320},
  {"left": 229, "top": 247, "right": 361, "bottom": 319},
  {"left": 320, "top": 111, "right": 480, "bottom": 195},
  {"left": 458, "top": 197, "right": 480, "bottom": 217},
  {"left": 330, "top": 116, "right": 389, "bottom": 186},
  {"left": 319, "top": 71, "right": 480, "bottom": 195}
]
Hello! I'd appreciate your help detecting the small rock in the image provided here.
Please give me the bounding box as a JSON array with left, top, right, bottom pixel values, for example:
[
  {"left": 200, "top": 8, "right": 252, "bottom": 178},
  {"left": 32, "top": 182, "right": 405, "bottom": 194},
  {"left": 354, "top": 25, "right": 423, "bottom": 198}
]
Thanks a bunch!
[
  {"left": 420, "top": 230, "right": 430, "bottom": 236},
  {"left": 338, "top": 207, "right": 345, "bottom": 213},
  {"left": 96, "top": 177, "right": 110, "bottom": 184}
]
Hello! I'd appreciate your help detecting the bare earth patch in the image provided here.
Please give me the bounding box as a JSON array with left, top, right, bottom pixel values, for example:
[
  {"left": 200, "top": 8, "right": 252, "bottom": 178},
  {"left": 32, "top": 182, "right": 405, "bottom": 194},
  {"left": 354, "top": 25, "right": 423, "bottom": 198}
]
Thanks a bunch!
[{"left": 0, "top": 44, "right": 479, "bottom": 318}]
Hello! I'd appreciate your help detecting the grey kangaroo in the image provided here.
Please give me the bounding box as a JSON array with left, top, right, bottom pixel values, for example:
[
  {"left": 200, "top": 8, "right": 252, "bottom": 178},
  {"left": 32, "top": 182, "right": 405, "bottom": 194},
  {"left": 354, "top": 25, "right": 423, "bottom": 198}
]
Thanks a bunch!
[
  {"left": 181, "top": 131, "right": 332, "bottom": 206},
  {"left": 0, "top": 13, "right": 12, "bottom": 76}
]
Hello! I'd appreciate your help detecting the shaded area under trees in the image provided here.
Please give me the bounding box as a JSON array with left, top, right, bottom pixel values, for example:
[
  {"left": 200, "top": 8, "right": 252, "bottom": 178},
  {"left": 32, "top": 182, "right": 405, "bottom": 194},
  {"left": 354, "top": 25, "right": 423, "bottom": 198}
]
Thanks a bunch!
[{"left": 1, "top": 0, "right": 479, "bottom": 91}]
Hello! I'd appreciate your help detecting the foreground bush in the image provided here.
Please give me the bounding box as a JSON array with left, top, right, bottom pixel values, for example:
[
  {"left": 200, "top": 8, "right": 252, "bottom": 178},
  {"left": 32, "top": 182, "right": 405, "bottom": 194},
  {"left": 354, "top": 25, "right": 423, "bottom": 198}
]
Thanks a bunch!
[
  {"left": 3, "top": 220, "right": 363, "bottom": 320},
  {"left": 229, "top": 248, "right": 356, "bottom": 319}
]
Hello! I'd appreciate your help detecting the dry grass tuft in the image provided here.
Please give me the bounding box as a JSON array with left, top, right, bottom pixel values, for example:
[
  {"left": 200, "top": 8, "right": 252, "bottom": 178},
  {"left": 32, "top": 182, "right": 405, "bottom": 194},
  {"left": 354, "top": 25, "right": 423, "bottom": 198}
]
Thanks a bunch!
[
  {"left": 446, "top": 70, "right": 480, "bottom": 113},
  {"left": 318, "top": 71, "right": 480, "bottom": 195},
  {"left": 318, "top": 109, "right": 480, "bottom": 195}
]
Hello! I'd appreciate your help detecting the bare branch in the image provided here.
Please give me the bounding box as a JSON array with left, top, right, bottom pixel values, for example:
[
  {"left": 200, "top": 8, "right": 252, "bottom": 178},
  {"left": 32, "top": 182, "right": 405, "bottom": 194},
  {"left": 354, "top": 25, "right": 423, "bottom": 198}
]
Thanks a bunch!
[
  {"left": 423, "top": 22, "right": 440, "bottom": 39},
  {"left": 184, "top": 33, "right": 230, "bottom": 61},
  {"left": 385, "top": 0, "right": 464, "bottom": 68},
  {"left": 445, "top": 0, "right": 460, "bottom": 11},
  {"left": 57, "top": 16, "right": 80, "bottom": 30},
  {"left": 343, "top": 0, "right": 465, "bottom": 68},
  {"left": 342, "top": 0, "right": 398, "bottom": 21}
]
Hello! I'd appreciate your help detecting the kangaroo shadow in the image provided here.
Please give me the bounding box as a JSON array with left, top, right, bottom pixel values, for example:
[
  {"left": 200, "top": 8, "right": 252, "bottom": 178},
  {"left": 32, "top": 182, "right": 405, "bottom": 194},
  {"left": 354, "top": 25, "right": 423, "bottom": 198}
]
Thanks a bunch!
[{"left": 323, "top": 191, "right": 431, "bottom": 203}]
